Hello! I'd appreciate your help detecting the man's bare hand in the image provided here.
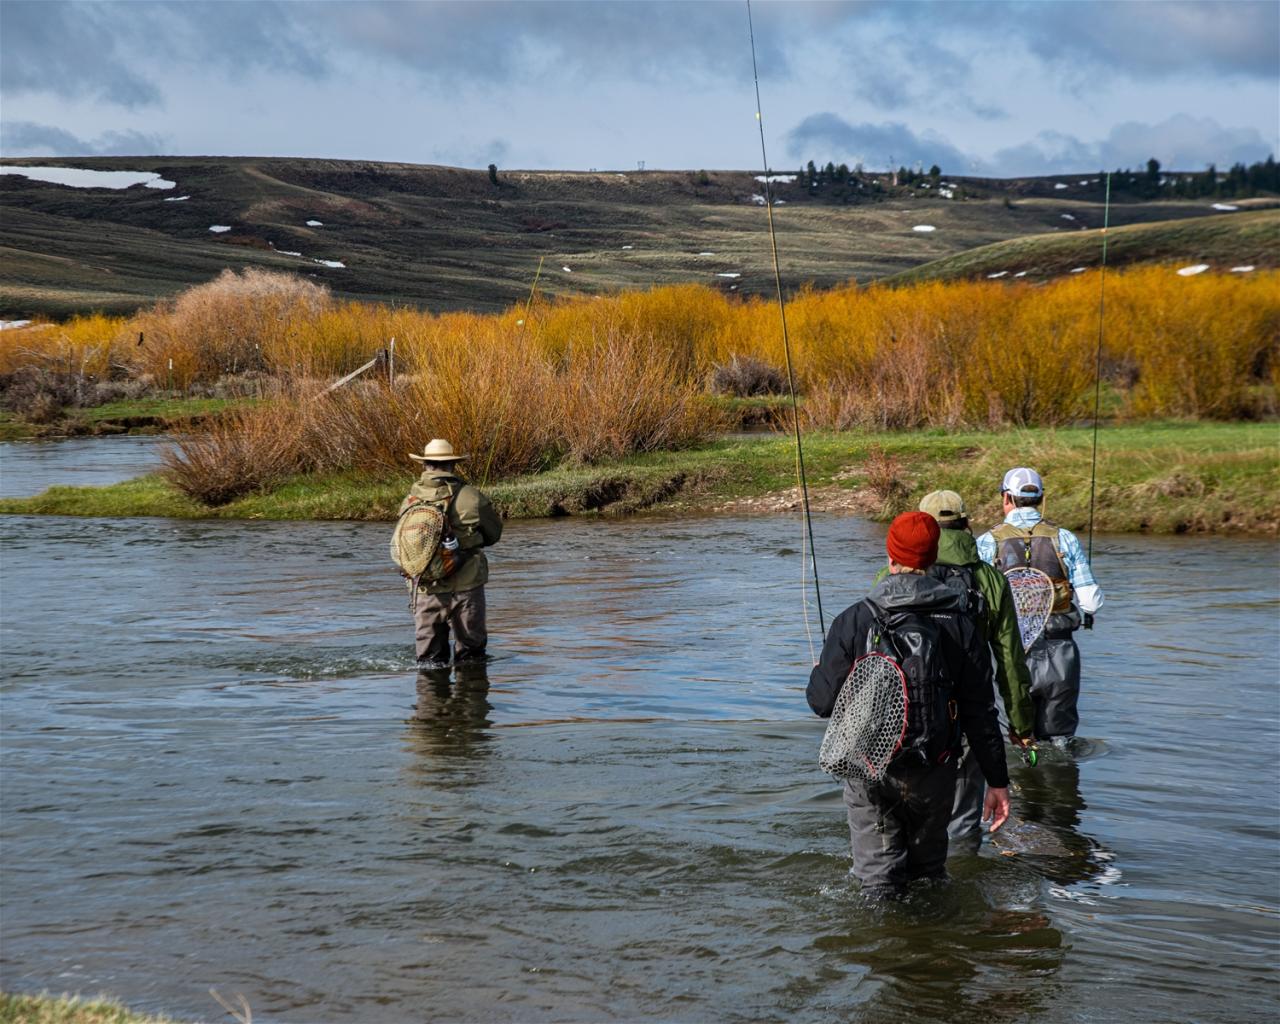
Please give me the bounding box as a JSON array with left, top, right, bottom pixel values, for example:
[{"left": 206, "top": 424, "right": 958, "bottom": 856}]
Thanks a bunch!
[{"left": 983, "top": 786, "right": 1010, "bottom": 833}]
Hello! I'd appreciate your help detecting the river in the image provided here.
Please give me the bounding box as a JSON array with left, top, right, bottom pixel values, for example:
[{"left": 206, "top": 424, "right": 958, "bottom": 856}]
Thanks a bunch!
[{"left": 1, "top": 437, "right": 1277, "bottom": 1022}]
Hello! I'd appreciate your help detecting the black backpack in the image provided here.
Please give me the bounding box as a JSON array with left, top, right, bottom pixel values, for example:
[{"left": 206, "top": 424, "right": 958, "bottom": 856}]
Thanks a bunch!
[
  {"left": 928, "top": 562, "right": 988, "bottom": 625},
  {"left": 863, "top": 608, "right": 961, "bottom": 766}
]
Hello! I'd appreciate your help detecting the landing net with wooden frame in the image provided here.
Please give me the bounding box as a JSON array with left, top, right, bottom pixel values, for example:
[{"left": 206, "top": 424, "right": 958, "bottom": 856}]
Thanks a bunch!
[{"left": 1005, "top": 566, "right": 1055, "bottom": 651}]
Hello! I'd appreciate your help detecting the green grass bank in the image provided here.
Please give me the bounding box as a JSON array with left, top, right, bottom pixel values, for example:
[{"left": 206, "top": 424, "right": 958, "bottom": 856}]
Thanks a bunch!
[
  {"left": 0, "top": 992, "right": 189, "bottom": 1024},
  {"left": 2, "top": 421, "right": 1275, "bottom": 534}
]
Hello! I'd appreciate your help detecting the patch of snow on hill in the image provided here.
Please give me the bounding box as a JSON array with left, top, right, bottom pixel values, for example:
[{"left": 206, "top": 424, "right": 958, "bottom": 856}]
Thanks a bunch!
[
  {"left": 1177, "top": 264, "right": 1209, "bottom": 276},
  {"left": 751, "top": 194, "right": 767, "bottom": 205},
  {"left": 1054, "top": 183, "right": 1068, "bottom": 190},
  {"left": 163, "top": 195, "right": 190, "bottom": 202},
  {"left": 562, "top": 266, "right": 572, "bottom": 273},
  {"left": 1061, "top": 213, "right": 1075, "bottom": 221},
  {"left": 1070, "top": 267, "right": 1086, "bottom": 273},
  {"left": 1014, "top": 271, "right": 1028, "bottom": 278},
  {"left": 912, "top": 225, "right": 936, "bottom": 232},
  {"left": 314, "top": 259, "right": 345, "bottom": 268},
  {"left": 208, "top": 225, "right": 231, "bottom": 233},
  {"left": 1230, "top": 265, "right": 1255, "bottom": 273},
  {"left": 621, "top": 245, "right": 634, "bottom": 250},
  {"left": 717, "top": 272, "right": 741, "bottom": 278},
  {"left": 0, "top": 167, "right": 176, "bottom": 190},
  {"left": 277, "top": 250, "right": 302, "bottom": 257},
  {"left": 1211, "top": 203, "right": 1239, "bottom": 211},
  {"left": 306, "top": 220, "right": 323, "bottom": 227},
  {"left": 0, "top": 320, "right": 33, "bottom": 330},
  {"left": 754, "top": 174, "right": 796, "bottom": 183},
  {"left": 987, "top": 271, "right": 1008, "bottom": 279}
]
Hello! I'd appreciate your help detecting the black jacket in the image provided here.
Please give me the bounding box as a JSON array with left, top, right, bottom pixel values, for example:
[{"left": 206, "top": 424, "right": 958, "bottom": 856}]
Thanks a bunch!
[{"left": 807, "top": 573, "right": 1010, "bottom": 789}]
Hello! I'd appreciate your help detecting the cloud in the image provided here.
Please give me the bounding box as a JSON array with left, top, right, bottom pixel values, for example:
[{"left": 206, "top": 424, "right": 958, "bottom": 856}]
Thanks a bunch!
[
  {"left": 787, "top": 114, "right": 974, "bottom": 172},
  {"left": 992, "top": 115, "right": 1276, "bottom": 174},
  {"left": 0, "top": 120, "right": 167, "bottom": 156},
  {"left": 1007, "top": 0, "right": 1279, "bottom": 80},
  {"left": 0, "top": 1, "right": 161, "bottom": 107},
  {"left": 0, "top": 0, "right": 329, "bottom": 108}
]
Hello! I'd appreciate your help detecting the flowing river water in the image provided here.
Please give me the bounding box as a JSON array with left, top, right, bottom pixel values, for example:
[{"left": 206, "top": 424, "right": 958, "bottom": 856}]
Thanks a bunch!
[{"left": 1, "top": 438, "right": 1277, "bottom": 1023}]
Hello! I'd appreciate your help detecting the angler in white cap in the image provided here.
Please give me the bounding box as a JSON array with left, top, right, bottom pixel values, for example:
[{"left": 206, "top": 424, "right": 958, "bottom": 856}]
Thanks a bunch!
[
  {"left": 976, "top": 468, "right": 1104, "bottom": 741},
  {"left": 391, "top": 438, "right": 503, "bottom": 670}
]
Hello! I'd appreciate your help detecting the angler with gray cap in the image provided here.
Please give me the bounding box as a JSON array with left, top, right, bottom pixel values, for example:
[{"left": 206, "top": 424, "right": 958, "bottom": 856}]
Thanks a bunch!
[
  {"left": 976, "top": 468, "right": 1104, "bottom": 741},
  {"left": 392, "top": 439, "right": 503, "bottom": 668}
]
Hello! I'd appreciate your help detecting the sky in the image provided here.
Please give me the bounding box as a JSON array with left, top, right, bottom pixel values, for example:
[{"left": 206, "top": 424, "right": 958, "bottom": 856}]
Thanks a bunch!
[{"left": 1, "top": 0, "right": 1276, "bottom": 176}]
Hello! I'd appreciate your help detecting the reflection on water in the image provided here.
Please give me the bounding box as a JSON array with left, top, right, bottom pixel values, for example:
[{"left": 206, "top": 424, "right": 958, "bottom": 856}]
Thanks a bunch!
[
  {"left": 1, "top": 462, "right": 1278, "bottom": 1022},
  {"left": 0, "top": 435, "right": 168, "bottom": 497}
]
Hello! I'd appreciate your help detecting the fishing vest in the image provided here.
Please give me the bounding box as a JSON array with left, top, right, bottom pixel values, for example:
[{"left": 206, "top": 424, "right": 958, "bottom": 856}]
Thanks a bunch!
[{"left": 992, "top": 520, "right": 1073, "bottom": 613}]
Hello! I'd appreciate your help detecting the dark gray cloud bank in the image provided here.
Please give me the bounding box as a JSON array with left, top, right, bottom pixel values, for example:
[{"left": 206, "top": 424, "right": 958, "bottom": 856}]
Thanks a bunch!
[{"left": 1, "top": 1, "right": 1275, "bottom": 173}]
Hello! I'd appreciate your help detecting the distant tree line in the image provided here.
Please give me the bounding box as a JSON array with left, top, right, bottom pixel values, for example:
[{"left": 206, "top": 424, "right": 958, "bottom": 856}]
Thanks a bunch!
[{"left": 1111, "top": 156, "right": 1278, "bottom": 199}]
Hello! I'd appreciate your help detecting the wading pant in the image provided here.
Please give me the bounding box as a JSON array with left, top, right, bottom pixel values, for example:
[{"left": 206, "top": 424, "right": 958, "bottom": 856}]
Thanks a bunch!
[
  {"left": 1028, "top": 614, "right": 1082, "bottom": 739},
  {"left": 413, "top": 586, "right": 487, "bottom": 665},
  {"left": 843, "top": 758, "right": 958, "bottom": 898},
  {"left": 947, "top": 740, "right": 986, "bottom": 851}
]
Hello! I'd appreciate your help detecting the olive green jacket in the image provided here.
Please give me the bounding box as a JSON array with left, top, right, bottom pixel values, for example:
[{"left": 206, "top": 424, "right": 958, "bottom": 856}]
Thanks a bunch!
[
  {"left": 399, "top": 469, "right": 503, "bottom": 594},
  {"left": 874, "top": 528, "right": 1035, "bottom": 737}
]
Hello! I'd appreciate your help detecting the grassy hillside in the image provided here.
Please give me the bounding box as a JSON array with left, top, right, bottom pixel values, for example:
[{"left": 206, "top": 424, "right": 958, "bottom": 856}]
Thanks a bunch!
[
  {"left": 2, "top": 156, "right": 1273, "bottom": 317},
  {"left": 890, "top": 206, "right": 1279, "bottom": 284}
]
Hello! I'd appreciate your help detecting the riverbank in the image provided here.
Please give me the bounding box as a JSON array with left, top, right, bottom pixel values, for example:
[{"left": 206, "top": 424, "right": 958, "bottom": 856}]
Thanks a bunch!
[
  {"left": 0, "top": 992, "right": 185, "bottom": 1024},
  {"left": 2, "top": 421, "right": 1275, "bottom": 533}
]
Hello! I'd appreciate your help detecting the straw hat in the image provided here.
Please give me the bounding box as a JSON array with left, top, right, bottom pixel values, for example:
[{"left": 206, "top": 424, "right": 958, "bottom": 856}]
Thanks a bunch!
[
  {"left": 919, "top": 489, "right": 967, "bottom": 524},
  {"left": 409, "top": 438, "right": 468, "bottom": 463}
]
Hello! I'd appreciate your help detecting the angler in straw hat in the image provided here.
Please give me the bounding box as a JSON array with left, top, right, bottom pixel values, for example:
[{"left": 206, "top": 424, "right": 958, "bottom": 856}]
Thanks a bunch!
[{"left": 398, "top": 439, "right": 503, "bottom": 669}]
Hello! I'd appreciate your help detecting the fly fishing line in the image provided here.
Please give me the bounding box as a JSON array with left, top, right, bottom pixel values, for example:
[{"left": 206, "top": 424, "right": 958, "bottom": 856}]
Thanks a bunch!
[
  {"left": 746, "top": 0, "right": 825, "bottom": 660},
  {"left": 1086, "top": 173, "right": 1112, "bottom": 563}
]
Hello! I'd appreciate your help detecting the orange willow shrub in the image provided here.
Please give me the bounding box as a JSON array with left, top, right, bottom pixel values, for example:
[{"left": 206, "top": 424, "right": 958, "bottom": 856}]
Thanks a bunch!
[
  {"left": 131, "top": 269, "right": 331, "bottom": 387},
  {"left": 1106, "top": 266, "right": 1279, "bottom": 418},
  {"left": 0, "top": 314, "right": 127, "bottom": 378}
]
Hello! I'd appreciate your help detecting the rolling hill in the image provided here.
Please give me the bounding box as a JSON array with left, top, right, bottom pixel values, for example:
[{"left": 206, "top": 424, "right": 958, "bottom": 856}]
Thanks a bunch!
[{"left": 1, "top": 156, "right": 1275, "bottom": 318}]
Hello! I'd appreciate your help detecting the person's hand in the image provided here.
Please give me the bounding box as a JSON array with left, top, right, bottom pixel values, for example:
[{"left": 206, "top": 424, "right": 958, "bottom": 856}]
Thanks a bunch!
[
  {"left": 1082, "top": 613, "right": 1094, "bottom": 630},
  {"left": 983, "top": 786, "right": 1010, "bottom": 833},
  {"left": 1008, "top": 728, "right": 1032, "bottom": 748}
]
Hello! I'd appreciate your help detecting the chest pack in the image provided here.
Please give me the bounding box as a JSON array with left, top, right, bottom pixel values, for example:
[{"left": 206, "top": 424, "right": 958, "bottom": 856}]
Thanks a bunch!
[
  {"left": 390, "top": 486, "right": 464, "bottom": 591},
  {"left": 863, "top": 608, "right": 960, "bottom": 766},
  {"left": 992, "top": 521, "right": 1072, "bottom": 613}
]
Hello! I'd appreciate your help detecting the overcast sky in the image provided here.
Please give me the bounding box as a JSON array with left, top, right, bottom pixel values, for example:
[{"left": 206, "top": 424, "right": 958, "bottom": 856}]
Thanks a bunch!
[{"left": 1, "top": 0, "right": 1276, "bottom": 176}]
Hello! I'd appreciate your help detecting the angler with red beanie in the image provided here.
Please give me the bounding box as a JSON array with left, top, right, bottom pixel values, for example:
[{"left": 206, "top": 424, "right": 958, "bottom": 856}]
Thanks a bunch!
[{"left": 807, "top": 512, "right": 1010, "bottom": 900}]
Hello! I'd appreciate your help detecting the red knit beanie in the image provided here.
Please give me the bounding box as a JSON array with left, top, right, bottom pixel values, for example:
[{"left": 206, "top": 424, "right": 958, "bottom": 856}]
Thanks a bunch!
[{"left": 886, "top": 511, "right": 940, "bottom": 569}]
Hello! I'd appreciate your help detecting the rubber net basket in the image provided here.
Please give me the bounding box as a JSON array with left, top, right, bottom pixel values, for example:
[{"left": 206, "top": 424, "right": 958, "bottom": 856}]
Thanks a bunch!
[{"left": 818, "top": 653, "right": 908, "bottom": 782}]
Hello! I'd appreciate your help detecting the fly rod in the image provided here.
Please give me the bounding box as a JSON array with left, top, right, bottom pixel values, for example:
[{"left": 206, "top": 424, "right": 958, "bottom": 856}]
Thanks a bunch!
[
  {"left": 1086, "top": 173, "right": 1112, "bottom": 563},
  {"left": 746, "top": 0, "right": 825, "bottom": 652}
]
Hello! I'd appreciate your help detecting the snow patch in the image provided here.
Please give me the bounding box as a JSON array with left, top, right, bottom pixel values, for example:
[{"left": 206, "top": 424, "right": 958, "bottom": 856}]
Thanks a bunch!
[
  {"left": 1060, "top": 213, "right": 1076, "bottom": 221},
  {"left": 313, "top": 259, "right": 345, "bottom": 268},
  {"left": 621, "top": 245, "right": 634, "bottom": 250},
  {"left": 912, "top": 224, "right": 936, "bottom": 232},
  {"left": 1211, "top": 203, "right": 1239, "bottom": 211},
  {"left": 0, "top": 166, "right": 175, "bottom": 190},
  {"left": 208, "top": 225, "right": 232, "bottom": 233},
  {"left": 751, "top": 194, "right": 767, "bottom": 205},
  {"left": 277, "top": 250, "right": 303, "bottom": 257},
  {"left": 1054, "top": 182, "right": 1068, "bottom": 190},
  {"left": 1014, "top": 271, "right": 1028, "bottom": 278},
  {"left": 163, "top": 195, "right": 190, "bottom": 202},
  {"left": 754, "top": 174, "right": 796, "bottom": 183},
  {"left": 562, "top": 266, "right": 572, "bottom": 273},
  {"left": 698, "top": 251, "right": 716, "bottom": 256},
  {"left": 306, "top": 219, "right": 323, "bottom": 227},
  {"left": 1176, "top": 264, "right": 1209, "bottom": 276},
  {"left": 1070, "top": 267, "right": 1087, "bottom": 273},
  {"left": 1230, "top": 265, "right": 1255, "bottom": 273},
  {"left": 939, "top": 187, "right": 954, "bottom": 198},
  {"left": 1079, "top": 180, "right": 1089, "bottom": 186},
  {"left": 716, "top": 272, "right": 741, "bottom": 278},
  {"left": 986, "top": 271, "right": 1008, "bottom": 279},
  {"left": 0, "top": 319, "right": 33, "bottom": 330}
]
